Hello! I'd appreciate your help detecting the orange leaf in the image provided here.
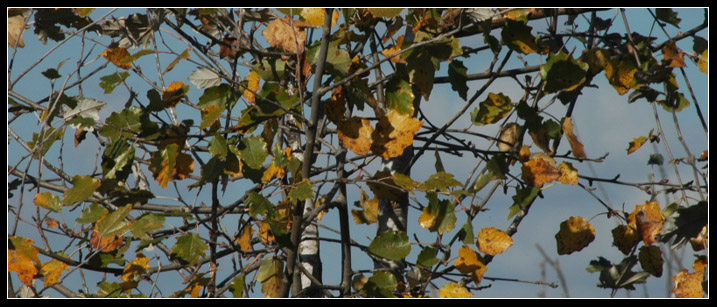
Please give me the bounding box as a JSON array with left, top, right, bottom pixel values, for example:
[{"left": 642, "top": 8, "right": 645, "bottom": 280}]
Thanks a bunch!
[
  {"left": 243, "top": 71, "right": 261, "bottom": 104},
  {"left": 90, "top": 227, "right": 124, "bottom": 252},
  {"left": 101, "top": 47, "right": 132, "bottom": 69},
  {"left": 8, "top": 236, "right": 40, "bottom": 286},
  {"left": 338, "top": 117, "right": 374, "bottom": 156},
  {"left": 672, "top": 269, "right": 704, "bottom": 298},
  {"left": 561, "top": 117, "right": 586, "bottom": 159},
  {"left": 162, "top": 81, "right": 189, "bottom": 108},
  {"left": 120, "top": 253, "right": 150, "bottom": 290},
  {"left": 477, "top": 227, "right": 513, "bottom": 256},
  {"left": 662, "top": 40, "right": 686, "bottom": 68},
  {"left": 454, "top": 246, "right": 487, "bottom": 285},
  {"left": 371, "top": 110, "right": 423, "bottom": 159},
  {"left": 627, "top": 201, "right": 663, "bottom": 246},
  {"left": 627, "top": 136, "right": 648, "bottom": 155},
  {"left": 555, "top": 216, "right": 595, "bottom": 255},
  {"left": 521, "top": 155, "right": 560, "bottom": 187},
  {"left": 262, "top": 17, "right": 308, "bottom": 54}
]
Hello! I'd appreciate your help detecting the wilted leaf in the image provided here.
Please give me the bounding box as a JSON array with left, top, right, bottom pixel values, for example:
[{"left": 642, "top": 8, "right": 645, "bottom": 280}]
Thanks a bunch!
[
  {"left": 418, "top": 192, "right": 456, "bottom": 234},
  {"left": 34, "top": 192, "right": 62, "bottom": 212},
  {"left": 672, "top": 269, "right": 703, "bottom": 298},
  {"left": 8, "top": 15, "right": 26, "bottom": 48},
  {"left": 562, "top": 117, "right": 586, "bottom": 159},
  {"left": 262, "top": 17, "right": 307, "bottom": 54},
  {"left": 471, "top": 92, "right": 513, "bottom": 126},
  {"left": 368, "top": 230, "right": 411, "bottom": 261},
  {"left": 439, "top": 283, "right": 473, "bottom": 298},
  {"left": 62, "top": 175, "right": 101, "bottom": 206},
  {"left": 258, "top": 257, "right": 283, "bottom": 298},
  {"left": 555, "top": 216, "right": 595, "bottom": 255},
  {"left": 638, "top": 245, "right": 663, "bottom": 277},
  {"left": 454, "top": 246, "right": 487, "bottom": 285},
  {"left": 658, "top": 201, "right": 706, "bottom": 250},
  {"left": 150, "top": 144, "right": 194, "bottom": 188},
  {"left": 8, "top": 236, "right": 40, "bottom": 286},
  {"left": 101, "top": 47, "right": 132, "bottom": 69},
  {"left": 338, "top": 117, "right": 374, "bottom": 155},
  {"left": 498, "top": 123, "right": 520, "bottom": 152},
  {"left": 172, "top": 233, "right": 208, "bottom": 265},
  {"left": 477, "top": 227, "right": 513, "bottom": 256},
  {"left": 612, "top": 224, "right": 640, "bottom": 255},
  {"left": 371, "top": 110, "right": 422, "bottom": 159}
]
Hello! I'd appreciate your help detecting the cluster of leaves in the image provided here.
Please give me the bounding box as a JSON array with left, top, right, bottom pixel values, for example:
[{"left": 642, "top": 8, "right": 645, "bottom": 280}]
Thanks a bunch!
[{"left": 8, "top": 8, "right": 707, "bottom": 298}]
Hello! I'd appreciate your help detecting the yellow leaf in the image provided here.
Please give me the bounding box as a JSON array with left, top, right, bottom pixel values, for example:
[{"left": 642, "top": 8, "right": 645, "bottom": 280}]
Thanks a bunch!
[
  {"left": 381, "top": 35, "right": 406, "bottom": 64},
  {"left": 698, "top": 49, "right": 708, "bottom": 74},
  {"left": 243, "top": 71, "right": 261, "bottom": 104},
  {"left": 557, "top": 161, "right": 578, "bottom": 185},
  {"left": 259, "top": 222, "right": 274, "bottom": 244},
  {"left": 638, "top": 245, "right": 663, "bottom": 277},
  {"left": 439, "top": 282, "right": 473, "bottom": 298},
  {"left": 561, "top": 117, "right": 586, "bottom": 159},
  {"left": 41, "top": 258, "right": 69, "bottom": 286},
  {"left": 627, "top": 201, "right": 663, "bottom": 246},
  {"left": 662, "top": 40, "right": 686, "bottom": 68},
  {"left": 262, "top": 17, "right": 308, "bottom": 54},
  {"left": 477, "top": 227, "right": 513, "bottom": 256},
  {"left": 604, "top": 57, "right": 640, "bottom": 95},
  {"left": 261, "top": 164, "right": 285, "bottom": 184},
  {"left": 371, "top": 110, "right": 423, "bottom": 159},
  {"left": 162, "top": 81, "right": 189, "bottom": 108},
  {"left": 8, "top": 15, "right": 26, "bottom": 48},
  {"left": 237, "top": 223, "right": 253, "bottom": 252},
  {"left": 120, "top": 253, "right": 150, "bottom": 290},
  {"left": 555, "top": 216, "right": 595, "bottom": 255},
  {"left": 338, "top": 117, "right": 374, "bottom": 156},
  {"left": 521, "top": 156, "right": 560, "bottom": 187},
  {"left": 454, "top": 246, "right": 487, "bottom": 285},
  {"left": 689, "top": 226, "right": 708, "bottom": 251},
  {"left": 611, "top": 224, "right": 640, "bottom": 255},
  {"left": 300, "top": 8, "right": 339, "bottom": 27},
  {"left": 351, "top": 188, "right": 378, "bottom": 225},
  {"left": 672, "top": 269, "right": 704, "bottom": 298},
  {"left": 8, "top": 237, "right": 40, "bottom": 286},
  {"left": 627, "top": 136, "right": 648, "bottom": 155},
  {"left": 101, "top": 47, "right": 132, "bottom": 70}
]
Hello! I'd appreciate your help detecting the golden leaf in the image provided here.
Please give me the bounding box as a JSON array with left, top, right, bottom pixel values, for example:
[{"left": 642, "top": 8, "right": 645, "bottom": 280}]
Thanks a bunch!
[
  {"left": 90, "top": 227, "right": 124, "bottom": 252},
  {"left": 477, "top": 227, "right": 513, "bottom": 256},
  {"left": 627, "top": 201, "right": 663, "bottom": 246},
  {"left": 237, "top": 223, "right": 253, "bottom": 252},
  {"left": 561, "top": 117, "right": 586, "bottom": 159},
  {"left": 454, "top": 246, "right": 487, "bottom": 285},
  {"left": 557, "top": 161, "right": 578, "bottom": 185},
  {"left": 381, "top": 35, "right": 406, "bottom": 64},
  {"left": 8, "top": 237, "right": 40, "bottom": 286},
  {"left": 627, "top": 136, "right": 648, "bottom": 155},
  {"left": 604, "top": 57, "right": 639, "bottom": 95},
  {"left": 698, "top": 49, "right": 708, "bottom": 74},
  {"left": 689, "top": 226, "right": 708, "bottom": 251},
  {"left": 662, "top": 40, "right": 686, "bottom": 68},
  {"left": 41, "top": 258, "right": 69, "bottom": 286},
  {"left": 555, "top": 216, "right": 595, "bottom": 255},
  {"left": 101, "top": 47, "right": 132, "bottom": 70},
  {"left": 261, "top": 164, "right": 285, "bottom": 184},
  {"left": 262, "top": 17, "right": 308, "bottom": 54},
  {"left": 580, "top": 48, "right": 612, "bottom": 75},
  {"left": 611, "top": 224, "right": 640, "bottom": 255},
  {"left": 243, "top": 71, "right": 261, "bottom": 104},
  {"left": 521, "top": 156, "right": 560, "bottom": 187},
  {"left": 351, "top": 188, "right": 378, "bottom": 225},
  {"left": 672, "top": 269, "right": 704, "bottom": 298},
  {"left": 300, "top": 8, "right": 339, "bottom": 27},
  {"left": 259, "top": 222, "right": 274, "bottom": 244},
  {"left": 371, "top": 110, "right": 423, "bottom": 159},
  {"left": 120, "top": 253, "right": 150, "bottom": 290},
  {"left": 439, "top": 282, "right": 473, "bottom": 298},
  {"left": 338, "top": 117, "right": 374, "bottom": 156},
  {"left": 162, "top": 81, "right": 188, "bottom": 108}
]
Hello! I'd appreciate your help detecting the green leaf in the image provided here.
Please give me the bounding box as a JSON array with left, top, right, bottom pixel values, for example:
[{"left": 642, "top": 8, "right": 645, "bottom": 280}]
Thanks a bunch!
[
  {"left": 239, "top": 135, "right": 268, "bottom": 169},
  {"left": 96, "top": 204, "right": 132, "bottom": 237},
  {"left": 501, "top": 19, "right": 539, "bottom": 54},
  {"left": 416, "top": 247, "right": 440, "bottom": 269},
  {"left": 99, "top": 108, "right": 143, "bottom": 140},
  {"left": 76, "top": 203, "right": 108, "bottom": 224},
  {"left": 101, "top": 140, "right": 135, "bottom": 181},
  {"left": 130, "top": 213, "right": 165, "bottom": 239},
  {"left": 508, "top": 186, "right": 540, "bottom": 219},
  {"left": 248, "top": 192, "right": 274, "bottom": 217},
  {"left": 209, "top": 131, "right": 227, "bottom": 159},
  {"left": 420, "top": 171, "right": 463, "bottom": 192},
  {"left": 656, "top": 8, "right": 681, "bottom": 28},
  {"left": 62, "top": 97, "right": 106, "bottom": 130},
  {"left": 229, "top": 275, "right": 245, "bottom": 298},
  {"left": 658, "top": 92, "right": 690, "bottom": 112},
  {"left": 647, "top": 153, "right": 664, "bottom": 166},
  {"left": 384, "top": 76, "right": 415, "bottom": 115},
  {"left": 540, "top": 52, "right": 589, "bottom": 93},
  {"left": 364, "top": 271, "right": 397, "bottom": 298},
  {"left": 470, "top": 92, "right": 513, "bottom": 126},
  {"left": 34, "top": 192, "right": 62, "bottom": 212},
  {"left": 28, "top": 127, "right": 64, "bottom": 158},
  {"left": 42, "top": 68, "right": 61, "bottom": 79},
  {"left": 99, "top": 72, "right": 130, "bottom": 94},
  {"left": 459, "top": 220, "right": 475, "bottom": 245},
  {"left": 62, "top": 175, "right": 101, "bottom": 206},
  {"left": 172, "top": 233, "right": 208, "bottom": 265},
  {"left": 324, "top": 45, "right": 352, "bottom": 77},
  {"left": 368, "top": 230, "right": 411, "bottom": 261},
  {"left": 659, "top": 201, "right": 707, "bottom": 250},
  {"left": 197, "top": 83, "right": 235, "bottom": 109},
  {"left": 448, "top": 60, "right": 469, "bottom": 101},
  {"left": 121, "top": 49, "right": 154, "bottom": 64},
  {"left": 419, "top": 192, "right": 457, "bottom": 234},
  {"left": 255, "top": 82, "right": 298, "bottom": 116},
  {"left": 595, "top": 256, "right": 649, "bottom": 290},
  {"left": 252, "top": 58, "right": 287, "bottom": 82},
  {"left": 288, "top": 180, "right": 314, "bottom": 203}
]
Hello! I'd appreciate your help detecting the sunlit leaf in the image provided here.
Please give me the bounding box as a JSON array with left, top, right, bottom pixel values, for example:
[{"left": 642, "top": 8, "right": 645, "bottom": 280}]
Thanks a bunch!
[
  {"left": 243, "top": 71, "right": 261, "bottom": 104},
  {"left": 371, "top": 110, "right": 422, "bottom": 159},
  {"left": 628, "top": 201, "right": 664, "bottom": 246},
  {"left": 8, "top": 236, "right": 40, "bottom": 286},
  {"left": 101, "top": 47, "right": 132, "bottom": 69},
  {"left": 229, "top": 275, "right": 245, "bottom": 298},
  {"left": 698, "top": 49, "right": 708, "bottom": 74},
  {"left": 368, "top": 230, "right": 411, "bottom": 261},
  {"left": 300, "top": 8, "right": 339, "bottom": 27},
  {"left": 604, "top": 57, "right": 640, "bottom": 95},
  {"left": 90, "top": 226, "right": 124, "bottom": 252},
  {"left": 555, "top": 216, "right": 595, "bottom": 255},
  {"left": 381, "top": 35, "right": 406, "bottom": 64},
  {"left": 41, "top": 257, "right": 69, "bottom": 286},
  {"left": 338, "top": 117, "right": 374, "bottom": 156},
  {"left": 662, "top": 40, "right": 686, "bottom": 68},
  {"left": 172, "top": 233, "right": 208, "bottom": 265},
  {"left": 439, "top": 282, "right": 473, "bottom": 298},
  {"left": 638, "top": 245, "right": 663, "bottom": 277},
  {"left": 120, "top": 252, "right": 150, "bottom": 289},
  {"left": 131, "top": 213, "right": 165, "bottom": 240},
  {"left": 262, "top": 17, "right": 307, "bottom": 54},
  {"left": 477, "top": 227, "right": 513, "bottom": 256},
  {"left": 418, "top": 192, "right": 456, "bottom": 234},
  {"left": 34, "top": 192, "right": 62, "bottom": 212},
  {"left": 672, "top": 269, "right": 704, "bottom": 298},
  {"left": 454, "top": 246, "right": 487, "bottom": 285},
  {"left": 97, "top": 204, "right": 132, "bottom": 238},
  {"left": 257, "top": 257, "right": 283, "bottom": 298},
  {"left": 62, "top": 175, "right": 101, "bottom": 206},
  {"left": 470, "top": 92, "right": 513, "bottom": 126},
  {"left": 384, "top": 76, "right": 415, "bottom": 115}
]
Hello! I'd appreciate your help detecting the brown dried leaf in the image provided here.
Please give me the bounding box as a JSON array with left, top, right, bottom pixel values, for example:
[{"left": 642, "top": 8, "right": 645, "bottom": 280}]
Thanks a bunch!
[{"left": 561, "top": 117, "right": 586, "bottom": 159}]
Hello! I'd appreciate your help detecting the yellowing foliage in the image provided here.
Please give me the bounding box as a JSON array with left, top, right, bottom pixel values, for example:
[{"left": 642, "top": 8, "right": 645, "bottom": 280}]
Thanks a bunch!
[
  {"left": 477, "top": 227, "right": 513, "bottom": 256},
  {"left": 243, "top": 71, "right": 261, "bottom": 104},
  {"left": 338, "top": 117, "right": 374, "bottom": 156},
  {"left": 561, "top": 117, "right": 586, "bottom": 159},
  {"left": 371, "top": 110, "right": 422, "bottom": 159},
  {"left": 672, "top": 268, "right": 704, "bottom": 298},
  {"left": 8, "top": 237, "right": 40, "bottom": 286},
  {"left": 454, "top": 246, "right": 487, "bottom": 285},
  {"left": 627, "top": 201, "right": 663, "bottom": 246},
  {"left": 101, "top": 47, "right": 132, "bottom": 69},
  {"left": 555, "top": 216, "right": 595, "bottom": 255},
  {"left": 41, "top": 258, "right": 69, "bottom": 286},
  {"left": 262, "top": 17, "right": 308, "bottom": 54},
  {"left": 439, "top": 282, "right": 473, "bottom": 298}
]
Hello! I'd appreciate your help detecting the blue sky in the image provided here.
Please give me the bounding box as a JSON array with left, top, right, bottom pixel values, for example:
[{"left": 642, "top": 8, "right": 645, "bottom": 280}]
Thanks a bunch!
[{"left": 8, "top": 8, "right": 708, "bottom": 298}]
